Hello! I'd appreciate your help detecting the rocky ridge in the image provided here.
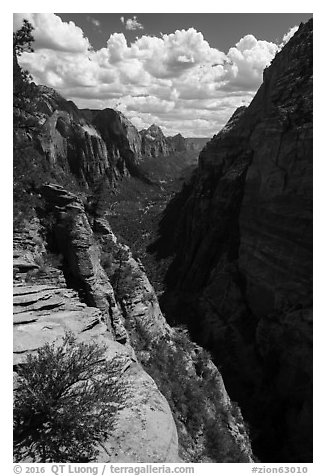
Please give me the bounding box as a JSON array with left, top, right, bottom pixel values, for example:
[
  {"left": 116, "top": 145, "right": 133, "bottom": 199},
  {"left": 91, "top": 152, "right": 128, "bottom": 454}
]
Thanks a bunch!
[
  {"left": 154, "top": 19, "right": 313, "bottom": 462},
  {"left": 13, "top": 275, "right": 179, "bottom": 463},
  {"left": 13, "top": 25, "right": 260, "bottom": 461},
  {"left": 13, "top": 182, "right": 254, "bottom": 462},
  {"left": 140, "top": 124, "right": 188, "bottom": 159},
  {"left": 14, "top": 80, "right": 190, "bottom": 194},
  {"left": 13, "top": 193, "right": 179, "bottom": 463},
  {"left": 36, "top": 101, "right": 143, "bottom": 188}
]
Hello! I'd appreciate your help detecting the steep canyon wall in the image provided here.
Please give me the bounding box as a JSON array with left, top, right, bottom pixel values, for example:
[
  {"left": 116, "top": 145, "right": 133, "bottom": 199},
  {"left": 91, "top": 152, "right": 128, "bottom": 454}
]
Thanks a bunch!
[{"left": 154, "top": 19, "right": 312, "bottom": 462}]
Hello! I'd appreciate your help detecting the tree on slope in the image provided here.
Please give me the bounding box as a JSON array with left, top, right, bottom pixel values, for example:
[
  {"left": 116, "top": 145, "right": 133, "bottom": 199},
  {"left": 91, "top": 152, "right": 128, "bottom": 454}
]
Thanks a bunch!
[
  {"left": 13, "top": 19, "right": 34, "bottom": 111},
  {"left": 14, "top": 332, "right": 126, "bottom": 462}
]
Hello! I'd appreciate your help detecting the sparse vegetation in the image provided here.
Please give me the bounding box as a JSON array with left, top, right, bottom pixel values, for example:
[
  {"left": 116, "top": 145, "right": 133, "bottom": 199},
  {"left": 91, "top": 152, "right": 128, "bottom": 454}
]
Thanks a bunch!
[
  {"left": 13, "top": 19, "right": 34, "bottom": 57},
  {"left": 91, "top": 151, "right": 198, "bottom": 296},
  {"left": 12, "top": 21, "right": 249, "bottom": 462},
  {"left": 13, "top": 19, "right": 37, "bottom": 125},
  {"left": 13, "top": 20, "right": 85, "bottom": 232},
  {"left": 100, "top": 241, "right": 145, "bottom": 302},
  {"left": 135, "top": 328, "right": 249, "bottom": 462},
  {"left": 14, "top": 332, "right": 126, "bottom": 462}
]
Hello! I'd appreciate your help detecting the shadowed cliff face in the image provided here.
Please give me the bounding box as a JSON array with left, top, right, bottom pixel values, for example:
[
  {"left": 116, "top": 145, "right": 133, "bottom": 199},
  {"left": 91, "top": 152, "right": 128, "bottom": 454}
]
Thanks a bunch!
[
  {"left": 13, "top": 182, "right": 254, "bottom": 463},
  {"left": 13, "top": 19, "right": 312, "bottom": 462},
  {"left": 15, "top": 88, "right": 191, "bottom": 193},
  {"left": 153, "top": 19, "right": 312, "bottom": 462},
  {"left": 13, "top": 43, "right": 256, "bottom": 462},
  {"left": 13, "top": 236, "right": 179, "bottom": 462}
]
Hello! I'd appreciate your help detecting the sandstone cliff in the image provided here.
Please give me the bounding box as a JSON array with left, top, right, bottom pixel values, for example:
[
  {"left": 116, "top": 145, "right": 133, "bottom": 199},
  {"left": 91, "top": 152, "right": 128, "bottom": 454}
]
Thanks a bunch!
[
  {"left": 37, "top": 96, "right": 145, "bottom": 188},
  {"left": 13, "top": 265, "right": 179, "bottom": 463},
  {"left": 13, "top": 182, "right": 254, "bottom": 462},
  {"left": 13, "top": 188, "right": 179, "bottom": 463},
  {"left": 169, "top": 133, "right": 188, "bottom": 153},
  {"left": 153, "top": 19, "right": 312, "bottom": 462},
  {"left": 141, "top": 124, "right": 170, "bottom": 158},
  {"left": 140, "top": 124, "right": 189, "bottom": 158},
  {"left": 13, "top": 37, "right": 255, "bottom": 462},
  {"left": 14, "top": 82, "right": 191, "bottom": 199}
]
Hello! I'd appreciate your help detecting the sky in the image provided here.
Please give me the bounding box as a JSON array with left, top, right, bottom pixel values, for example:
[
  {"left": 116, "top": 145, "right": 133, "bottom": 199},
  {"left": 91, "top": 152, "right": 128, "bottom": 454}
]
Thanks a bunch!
[{"left": 13, "top": 12, "right": 312, "bottom": 137}]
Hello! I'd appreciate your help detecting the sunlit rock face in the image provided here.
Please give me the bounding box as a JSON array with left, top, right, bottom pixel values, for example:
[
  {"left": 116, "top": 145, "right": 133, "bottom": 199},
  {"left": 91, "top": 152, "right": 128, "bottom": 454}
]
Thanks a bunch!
[
  {"left": 140, "top": 124, "right": 172, "bottom": 158},
  {"left": 13, "top": 185, "right": 179, "bottom": 463},
  {"left": 13, "top": 181, "right": 254, "bottom": 463},
  {"left": 13, "top": 71, "right": 255, "bottom": 461},
  {"left": 140, "top": 124, "right": 189, "bottom": 158},
  {"left": 18, "top": 87, "right": 145, "bottom": 188},
  {"left": 13, "top": 282, "right": 180, "bottom": 463},
  {"left": 156, "top": 19, "right": 312, "bottom": 462},
  {"left": 14, "top": 19, "right": 313, "bottom": 463}
]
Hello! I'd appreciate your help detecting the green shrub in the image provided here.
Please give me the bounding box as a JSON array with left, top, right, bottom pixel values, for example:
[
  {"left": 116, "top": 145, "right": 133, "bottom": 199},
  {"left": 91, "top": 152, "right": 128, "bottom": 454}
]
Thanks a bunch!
[{"left": 14, "top": 332, "right": 125, "bottom": 462}]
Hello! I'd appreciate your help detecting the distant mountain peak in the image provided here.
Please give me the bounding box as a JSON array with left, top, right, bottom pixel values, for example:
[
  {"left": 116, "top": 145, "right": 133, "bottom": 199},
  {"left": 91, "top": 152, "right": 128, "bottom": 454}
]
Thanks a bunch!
[{"left": 146, "top": 124, "right": 165, "bottom": 137}]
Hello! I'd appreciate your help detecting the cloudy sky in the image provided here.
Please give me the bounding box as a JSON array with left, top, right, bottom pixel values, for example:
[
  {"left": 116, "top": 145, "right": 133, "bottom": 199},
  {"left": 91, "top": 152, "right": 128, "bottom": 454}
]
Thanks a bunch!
[{"left": 13, "top": 13, "right": 311, "bottom": 137}]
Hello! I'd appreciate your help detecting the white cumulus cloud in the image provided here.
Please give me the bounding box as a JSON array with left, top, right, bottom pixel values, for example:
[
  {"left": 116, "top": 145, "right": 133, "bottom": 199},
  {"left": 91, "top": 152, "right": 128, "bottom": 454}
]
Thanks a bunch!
[
  {"left": 225, "top": 35, "right": 278, "bottom": 91},
  {"left": 14, "top": 14, "right": 299, "bottom": 137},
  {"left": 13, "top": 13, "right": 90, "bottom": 53}
]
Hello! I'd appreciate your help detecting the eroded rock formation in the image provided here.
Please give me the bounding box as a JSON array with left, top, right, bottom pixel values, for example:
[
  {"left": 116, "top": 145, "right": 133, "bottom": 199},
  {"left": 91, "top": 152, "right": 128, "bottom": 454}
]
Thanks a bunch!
[
  {"left": 13, "top": 201, "right": 179, "bottom": 462},
  {"left": 13, "top": 182, "right": 254, "bottom": 462},
  {"left": 141, "top": 124, "right": 171, "bottom": 158},
  {"left": 169, "top": 133, "right": 188, "bottom": 153},
  {"left": 36, "top": 97, "right": 145, "bottom": 187},
  {"left": 14, "top": 17, "right": 315, "bottom": 460},
  {"left": 140, "top": 124, "right": 189, "bottom": 158},
  {"left": 13, "top": 277, "right": 179, "bottom": 463}
]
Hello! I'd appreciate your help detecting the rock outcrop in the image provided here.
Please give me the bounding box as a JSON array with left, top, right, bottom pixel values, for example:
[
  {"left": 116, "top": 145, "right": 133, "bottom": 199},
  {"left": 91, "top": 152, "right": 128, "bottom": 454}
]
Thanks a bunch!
[
  {"left": 37, "top": 98, "right": 146, "bottom": 187},
  {"left": 92, "top": 217, "right": 254, "bottom": 462},
  {"left": 94, "top": 217, "right": 171, "bottom": 342},
  {"left": 141, "top": 124, "right": 172, "bottom": 158},
  {"left": 13, "top": 33, "right": 256, "bottom": 461},
  {"left": 169, "top": 133, "right": 188, "bottom": 152},
  {"left": 140, "top": 124, "right": 189, "bottom": 158},
  {"left": 154, "top": 19, "right": 312, "bottom": 462},
  {"left": 38, "top": 109, "right": 112, "bottom": 186},
  {"left": 83, "top": 108, "right": 143, "bottom": 171},
  {"left": 13, "top": 182, "right": 254, "bottom": 462},
  {"left": 40, "top": 184, "right": 127, "bottom": 342},
  {"left": 13, "top": 217, "right": 180, "bottom": 463},
  {"left": 14, "top": 84, "right": 148, "bottom": 190},
  {"left": 13, "top": 282, "right": 179, "bottom": 463},
  {"left": 15, "top": 83, "right": 191, "bottom": 195}
]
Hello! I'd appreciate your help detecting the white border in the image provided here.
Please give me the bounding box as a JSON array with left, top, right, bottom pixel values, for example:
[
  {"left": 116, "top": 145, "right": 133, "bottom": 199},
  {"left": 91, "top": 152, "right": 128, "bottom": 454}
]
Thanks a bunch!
[{"left": 4, "top": 3, "right": 322, "bottom": 473}]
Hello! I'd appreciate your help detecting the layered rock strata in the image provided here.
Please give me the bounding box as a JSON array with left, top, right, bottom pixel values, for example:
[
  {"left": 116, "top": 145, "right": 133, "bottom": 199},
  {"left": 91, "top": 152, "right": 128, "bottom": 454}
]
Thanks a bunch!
[
  {"left": 37, "top": 100, "right": 144, "bottom": 187},
  {"left": 13, "top": 280, "right": 179, "bottom": 462},
  {"left": 13, "top": 219, "right": 179, "bottom": 462},
  {"left": 40, "top": 184, "right": 127, "bottom": 342},
  {"left": 13, "top": 182, "right": 254, "bottom": 462},
  {"left": 15, "top": 83, "right": 190, "bottom": 193},
  {"left": 92, "top": 217, "right": 254, "bottom": 462}
]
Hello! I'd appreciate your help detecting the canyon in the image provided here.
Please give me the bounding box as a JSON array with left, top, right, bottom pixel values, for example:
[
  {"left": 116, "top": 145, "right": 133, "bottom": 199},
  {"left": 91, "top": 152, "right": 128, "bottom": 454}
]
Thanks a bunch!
[
  {"left": 151, "top": 19, "right": 313, "bottom": 462},
  {"left": 13, "top": 19, "right": 312, "bottom": 463}
]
